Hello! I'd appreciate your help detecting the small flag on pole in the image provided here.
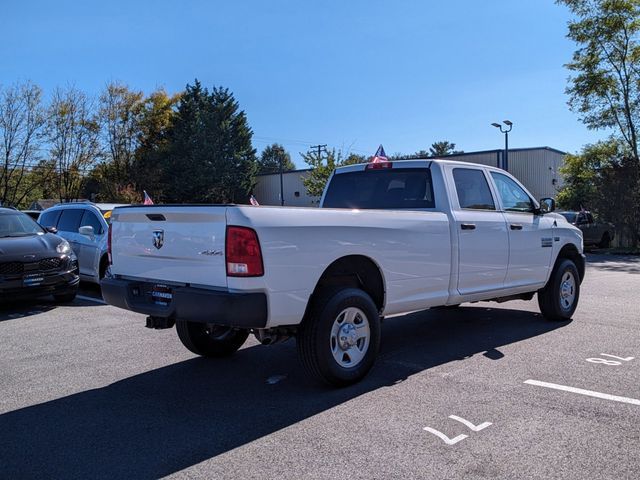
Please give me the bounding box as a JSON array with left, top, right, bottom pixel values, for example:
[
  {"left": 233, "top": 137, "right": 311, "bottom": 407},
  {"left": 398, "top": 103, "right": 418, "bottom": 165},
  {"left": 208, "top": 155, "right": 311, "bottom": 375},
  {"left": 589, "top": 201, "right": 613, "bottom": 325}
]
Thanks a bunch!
[
  {"left": 370, "top": 144, "right": 388, "bottom": 163},
  {"left": 249, "top": 195, "right": 259, "bottom": 206},
  {"left": 143, "top": 190, "right": 154, "bottom": 205}
]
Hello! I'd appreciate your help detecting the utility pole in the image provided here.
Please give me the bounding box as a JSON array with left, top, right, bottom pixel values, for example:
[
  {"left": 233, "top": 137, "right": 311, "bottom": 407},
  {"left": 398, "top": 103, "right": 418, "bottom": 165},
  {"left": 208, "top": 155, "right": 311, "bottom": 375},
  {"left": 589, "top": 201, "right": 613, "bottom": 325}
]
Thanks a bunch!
[{"left": 309, "top": 144, "right": 327, "bottom": 161}]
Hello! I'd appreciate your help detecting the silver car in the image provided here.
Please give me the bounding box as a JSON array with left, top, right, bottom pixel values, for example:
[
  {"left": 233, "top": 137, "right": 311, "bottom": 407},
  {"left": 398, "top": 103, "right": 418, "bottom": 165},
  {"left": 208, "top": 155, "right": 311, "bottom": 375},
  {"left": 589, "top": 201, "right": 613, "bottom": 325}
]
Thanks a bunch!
[{"left": 38, "top": 202, "right": 127, "bottom": 283}]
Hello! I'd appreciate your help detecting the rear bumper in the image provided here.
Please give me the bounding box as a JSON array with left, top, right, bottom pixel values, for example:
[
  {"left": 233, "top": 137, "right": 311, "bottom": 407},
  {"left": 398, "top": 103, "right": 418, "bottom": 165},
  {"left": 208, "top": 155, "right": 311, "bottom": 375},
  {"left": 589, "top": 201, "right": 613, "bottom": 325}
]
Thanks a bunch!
[{"left": 101, "top": 277, "right": 268, "bottom": 328}]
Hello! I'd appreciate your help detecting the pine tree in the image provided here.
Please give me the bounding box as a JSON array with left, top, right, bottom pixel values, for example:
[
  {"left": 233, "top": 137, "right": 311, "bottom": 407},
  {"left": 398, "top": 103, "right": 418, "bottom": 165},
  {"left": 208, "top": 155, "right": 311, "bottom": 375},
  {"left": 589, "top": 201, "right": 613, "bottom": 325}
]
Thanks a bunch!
[{"left": 162, "top": 80, "right": 257, "bottom": 203}]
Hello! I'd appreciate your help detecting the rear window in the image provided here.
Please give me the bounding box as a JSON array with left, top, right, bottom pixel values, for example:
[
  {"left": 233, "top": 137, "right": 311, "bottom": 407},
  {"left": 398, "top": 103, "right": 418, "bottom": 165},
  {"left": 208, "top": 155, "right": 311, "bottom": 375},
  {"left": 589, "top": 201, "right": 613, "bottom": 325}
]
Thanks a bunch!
[
  {"left": 57, "top": 209, "right": 84, "bottom": 232},
  {"left": 453, "top": 168, "right": 496, "bottom": 210},
  {"left": 323, "top": 168, "right": 435, "bottom": 209},
  {"left": 39, "top": 210, "right": 61, "bottom": 228}
]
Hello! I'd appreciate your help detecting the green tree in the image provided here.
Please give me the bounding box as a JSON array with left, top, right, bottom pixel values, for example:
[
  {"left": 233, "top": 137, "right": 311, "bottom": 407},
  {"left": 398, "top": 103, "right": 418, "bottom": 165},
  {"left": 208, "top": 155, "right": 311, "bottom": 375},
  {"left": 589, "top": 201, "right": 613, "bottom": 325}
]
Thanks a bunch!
[
  {"left": 258, "top": 143, "right": 296, "bottom": 174},
  {"left": 302, "top": 149, "right": 364, "bottom": 197},
  {"left": 560, "top": 0, "right": 640, "bottom": 160},
  {"left": 558, "top": 139, "right": 640, "bottom": 246},
  {"left": 162, "top": 80, "right": 257, "bottom": 203},
  {"left": 559, "top": 0, "right": 640, "bottom": 246},
  {"left": 429, "top": 140, "right": 462, "bottom": 157},
  {"left": 131, "top": 88, "right": 180, "bottom": 201},
  {"left": 97, "top": 82, "right": 144, "bottom": 201},
  {"left": 0, "top": 81, "right": 47, "bottom": 207},
  {"left": 47, "top": 86, "right": 101, "bottom": 202}
]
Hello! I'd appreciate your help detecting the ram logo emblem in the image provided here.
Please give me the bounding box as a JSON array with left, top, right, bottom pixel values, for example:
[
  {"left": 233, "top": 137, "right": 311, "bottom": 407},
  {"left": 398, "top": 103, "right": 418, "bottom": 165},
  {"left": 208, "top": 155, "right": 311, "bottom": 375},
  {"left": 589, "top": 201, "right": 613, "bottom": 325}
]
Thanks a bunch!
[{"left": 152, "top": 230, "right": 164, "bottom": 249}]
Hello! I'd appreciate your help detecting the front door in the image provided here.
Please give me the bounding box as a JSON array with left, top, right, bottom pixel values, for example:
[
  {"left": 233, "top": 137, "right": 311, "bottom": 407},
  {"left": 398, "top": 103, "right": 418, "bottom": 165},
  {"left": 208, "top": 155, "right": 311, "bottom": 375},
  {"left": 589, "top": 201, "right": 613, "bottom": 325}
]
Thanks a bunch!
[{"left": 489, "top": 172, "right": 554, "bottom": 287}]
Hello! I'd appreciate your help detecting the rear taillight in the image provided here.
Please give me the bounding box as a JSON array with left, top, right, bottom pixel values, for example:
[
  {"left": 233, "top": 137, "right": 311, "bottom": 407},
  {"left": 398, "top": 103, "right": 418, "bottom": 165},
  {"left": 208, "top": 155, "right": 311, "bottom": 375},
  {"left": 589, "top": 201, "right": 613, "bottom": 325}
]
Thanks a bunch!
[
  {"left": 226, "top": 226, "right": 264, "bottom": 277},
  {"left": 107, "top": 223, "right": 112, "bottom": 265}
]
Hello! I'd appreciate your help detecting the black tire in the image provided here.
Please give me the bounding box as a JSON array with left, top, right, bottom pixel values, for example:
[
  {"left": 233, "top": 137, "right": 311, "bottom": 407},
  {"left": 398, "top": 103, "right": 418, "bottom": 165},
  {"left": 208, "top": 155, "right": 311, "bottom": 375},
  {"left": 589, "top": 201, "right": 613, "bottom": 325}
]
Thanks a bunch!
[
  {"left": 99, "top": 256, "right": 109, "bottom": 279},
  {"left": 537, "top": 258, "right": 580, "bottom": 321},
  {"left": 297, "top": 288, "right": 381, "bottom": 387},
  {"left": 176, "top": 321, "right": 249, "bottom": 358},
  {"left": 54, "top": 291, "right": 77, "bottom": 303},
  {"left": 599, "top": 232, "right": 611, "bottom": 249}
]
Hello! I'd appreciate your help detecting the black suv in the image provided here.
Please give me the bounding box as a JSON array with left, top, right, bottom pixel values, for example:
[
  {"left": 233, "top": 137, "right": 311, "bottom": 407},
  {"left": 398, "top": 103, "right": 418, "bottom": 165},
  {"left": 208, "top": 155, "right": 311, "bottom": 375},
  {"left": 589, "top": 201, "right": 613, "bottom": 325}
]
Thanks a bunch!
[{"left": 0, "top": 208, "right": 79, "bottom": 302}]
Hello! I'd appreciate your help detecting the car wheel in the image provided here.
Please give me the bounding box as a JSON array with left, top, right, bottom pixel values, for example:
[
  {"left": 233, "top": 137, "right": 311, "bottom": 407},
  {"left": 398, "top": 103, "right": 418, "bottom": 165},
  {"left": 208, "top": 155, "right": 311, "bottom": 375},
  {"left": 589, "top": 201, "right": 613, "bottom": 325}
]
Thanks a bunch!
[
  {"left": 537, "top": 258, "right": 580, "bottom": 321},
  {"left": 297, "top": 288, "right": 380, "bottom": 387},
  {"left": 599, "top": 232, "right": 611, "bottom": 249},
  {"left": 176, "top": 321, "right": 249, "bottom": 357}
]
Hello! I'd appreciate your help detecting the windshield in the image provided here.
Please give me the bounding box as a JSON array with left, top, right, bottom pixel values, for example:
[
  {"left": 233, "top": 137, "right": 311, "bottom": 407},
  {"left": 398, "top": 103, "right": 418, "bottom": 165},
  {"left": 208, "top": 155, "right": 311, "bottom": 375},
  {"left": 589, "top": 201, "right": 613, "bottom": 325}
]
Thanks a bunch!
[
  {"left": 323, "top": 168, "right": 435, "bottom": 209},
  {"left": 560, "top": 212, "right": 577, "bottom": 223},
  {"left": 0, "top": 212, "right": 45, "bottom": 237}
]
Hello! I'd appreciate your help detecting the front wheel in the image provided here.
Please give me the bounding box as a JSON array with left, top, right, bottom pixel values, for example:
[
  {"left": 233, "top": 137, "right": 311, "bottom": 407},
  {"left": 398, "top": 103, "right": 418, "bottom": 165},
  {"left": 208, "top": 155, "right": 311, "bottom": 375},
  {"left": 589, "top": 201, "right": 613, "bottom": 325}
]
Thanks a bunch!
[
  {"left": 537, "top": 259, "right": 580, "bottom": 321},
  {"left": 176, "top": 321, "right": 249, "bottom": 357},
  {"left": 297, "top": 288, "right": 380, "bottom": 387}
]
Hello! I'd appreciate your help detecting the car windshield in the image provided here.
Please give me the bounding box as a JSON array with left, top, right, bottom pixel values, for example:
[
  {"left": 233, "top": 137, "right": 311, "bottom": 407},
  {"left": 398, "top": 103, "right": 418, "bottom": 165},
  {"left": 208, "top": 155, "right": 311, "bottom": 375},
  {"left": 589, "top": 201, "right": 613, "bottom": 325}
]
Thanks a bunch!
[
  {"left": 0, "top": 212, "right": 45, "bottom": 237},
  {"left": 560, "top": 212, "right": 577, "bottom": 223}
]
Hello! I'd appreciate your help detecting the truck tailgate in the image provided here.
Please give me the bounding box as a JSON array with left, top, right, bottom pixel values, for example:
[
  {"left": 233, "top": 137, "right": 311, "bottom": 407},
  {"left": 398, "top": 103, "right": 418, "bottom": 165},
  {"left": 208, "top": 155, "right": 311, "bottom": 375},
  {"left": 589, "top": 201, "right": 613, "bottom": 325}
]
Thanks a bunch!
[{"left": 110, "top": 206, "right": 228, "bottom": 288}]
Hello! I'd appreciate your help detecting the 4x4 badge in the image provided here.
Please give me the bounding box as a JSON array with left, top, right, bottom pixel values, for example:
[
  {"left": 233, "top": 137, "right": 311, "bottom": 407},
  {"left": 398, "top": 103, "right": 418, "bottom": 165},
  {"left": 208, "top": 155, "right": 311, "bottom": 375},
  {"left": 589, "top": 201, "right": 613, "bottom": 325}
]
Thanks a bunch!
[{"left": 153, "top": 230, "right": 164, "bottom": 249}]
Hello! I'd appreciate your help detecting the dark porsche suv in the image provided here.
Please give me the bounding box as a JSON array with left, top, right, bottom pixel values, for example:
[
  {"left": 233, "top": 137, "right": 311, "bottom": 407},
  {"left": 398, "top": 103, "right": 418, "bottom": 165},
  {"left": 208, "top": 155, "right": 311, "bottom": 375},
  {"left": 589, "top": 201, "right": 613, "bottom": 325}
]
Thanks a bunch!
[{"left": 0, "top": 208, "right": 79, "bottom": 302}]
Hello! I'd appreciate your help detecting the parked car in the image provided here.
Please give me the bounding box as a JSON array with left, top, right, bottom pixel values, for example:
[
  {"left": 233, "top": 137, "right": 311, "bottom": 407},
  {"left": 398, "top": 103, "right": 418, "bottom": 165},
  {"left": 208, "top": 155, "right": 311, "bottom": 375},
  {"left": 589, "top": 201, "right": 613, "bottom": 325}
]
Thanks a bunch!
[
  {"left": 38, "top": 202, "right": 127, "bottom": 283},
  {"left": 0, "top": 207, "right": 79, "bottom": 302},
  {"left": 102, "top": 159, "right": 585, "bottom": 386},
  {"left": 558, "top": 211, "right": 615, "bottom": 248}
]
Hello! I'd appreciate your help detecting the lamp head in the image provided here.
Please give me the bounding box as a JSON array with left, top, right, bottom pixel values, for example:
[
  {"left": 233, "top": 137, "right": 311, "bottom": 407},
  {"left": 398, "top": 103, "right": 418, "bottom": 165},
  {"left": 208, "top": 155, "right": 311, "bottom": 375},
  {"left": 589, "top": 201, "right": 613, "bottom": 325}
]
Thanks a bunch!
[
  {"left": 503, "top": 120, "right": 513, "bottom": 126},
  {"left": 491, "top": 123, "right": 501, "bottom": 128}
]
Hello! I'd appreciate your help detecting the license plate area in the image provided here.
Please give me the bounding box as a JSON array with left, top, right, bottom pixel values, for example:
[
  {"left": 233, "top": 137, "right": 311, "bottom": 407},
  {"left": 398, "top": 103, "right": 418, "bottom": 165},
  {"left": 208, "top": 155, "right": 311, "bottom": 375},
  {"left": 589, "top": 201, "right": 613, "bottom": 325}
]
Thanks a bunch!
[
  {"left": 150, "top": 284, "right": 173, "bottom": 306},
  {"left": 23, "top": 273, "right": 45, "bottom": 287}
]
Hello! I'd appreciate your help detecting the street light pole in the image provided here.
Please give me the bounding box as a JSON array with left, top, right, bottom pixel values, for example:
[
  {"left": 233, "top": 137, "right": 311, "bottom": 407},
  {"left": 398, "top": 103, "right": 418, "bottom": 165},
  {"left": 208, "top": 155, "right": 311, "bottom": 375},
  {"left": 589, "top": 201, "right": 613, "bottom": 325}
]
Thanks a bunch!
[
  {"left": 279, "top": 155, "right": 284, "bottom": 206},
  {"left": 491, "top": 120, "right": 513, "bottom": 171}
]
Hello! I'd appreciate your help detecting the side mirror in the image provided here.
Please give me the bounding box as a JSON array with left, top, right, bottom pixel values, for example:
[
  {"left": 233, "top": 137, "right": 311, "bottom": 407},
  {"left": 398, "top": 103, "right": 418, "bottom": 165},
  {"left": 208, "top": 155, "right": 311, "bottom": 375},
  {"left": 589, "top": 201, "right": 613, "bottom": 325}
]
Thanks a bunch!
[
  {"left": 79, "top": 225, "right": 95, "bottom": 237},
  {"left": 539, "top": 198, "right": 556, "bottom": 213},
  {"left": 44, "top": 226, "right": 58, "bottom": 234}
]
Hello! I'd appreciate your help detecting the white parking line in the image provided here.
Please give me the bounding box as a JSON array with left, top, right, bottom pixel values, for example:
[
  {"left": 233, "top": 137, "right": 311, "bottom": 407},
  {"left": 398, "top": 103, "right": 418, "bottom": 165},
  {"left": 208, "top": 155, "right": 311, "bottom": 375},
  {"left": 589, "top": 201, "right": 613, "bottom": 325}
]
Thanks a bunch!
[
  {"left": 524, "top": 380, "right": 640, "bottom": 406},
  {"left": 76, "top": 295, "right": 107, "bottom": 305}
]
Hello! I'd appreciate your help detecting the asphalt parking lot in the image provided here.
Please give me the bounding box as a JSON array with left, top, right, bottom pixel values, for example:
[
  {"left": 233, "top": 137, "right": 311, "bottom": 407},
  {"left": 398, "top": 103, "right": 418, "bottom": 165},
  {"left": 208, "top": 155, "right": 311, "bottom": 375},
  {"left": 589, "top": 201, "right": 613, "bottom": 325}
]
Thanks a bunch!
[{"left": 1, "top": 254, "right": 639, "bottom": 480}]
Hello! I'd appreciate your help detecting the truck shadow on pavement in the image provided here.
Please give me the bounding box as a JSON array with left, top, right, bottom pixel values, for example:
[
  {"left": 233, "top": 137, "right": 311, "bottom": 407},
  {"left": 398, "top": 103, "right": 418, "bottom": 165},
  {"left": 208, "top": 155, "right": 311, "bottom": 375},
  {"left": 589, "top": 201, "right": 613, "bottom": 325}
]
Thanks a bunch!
[{"left": 0, "top": 306, "right": 568, "bottom": 479}]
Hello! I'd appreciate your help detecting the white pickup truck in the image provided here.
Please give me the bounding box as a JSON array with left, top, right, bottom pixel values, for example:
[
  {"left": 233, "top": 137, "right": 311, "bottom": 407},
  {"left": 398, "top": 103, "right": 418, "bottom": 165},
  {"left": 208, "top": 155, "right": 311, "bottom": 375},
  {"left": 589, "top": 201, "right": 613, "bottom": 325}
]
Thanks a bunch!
[{"left": 102, "top": 159, "right": 585, "bottom": 386}]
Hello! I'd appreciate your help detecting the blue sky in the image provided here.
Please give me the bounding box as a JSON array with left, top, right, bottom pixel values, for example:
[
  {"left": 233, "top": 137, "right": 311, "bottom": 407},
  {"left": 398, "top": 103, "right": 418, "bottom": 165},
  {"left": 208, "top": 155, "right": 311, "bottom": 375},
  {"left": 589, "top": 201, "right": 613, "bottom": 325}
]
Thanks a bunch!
[{"left": 1, "top": 0, "right": 605, "bottom": 168}]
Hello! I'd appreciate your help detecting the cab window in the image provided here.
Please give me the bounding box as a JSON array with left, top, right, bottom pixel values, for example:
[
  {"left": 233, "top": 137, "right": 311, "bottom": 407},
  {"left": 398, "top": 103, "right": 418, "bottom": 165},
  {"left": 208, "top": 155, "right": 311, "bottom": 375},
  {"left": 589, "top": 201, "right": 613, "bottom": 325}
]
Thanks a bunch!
[
  {"left": 490, "top": 172, "right": 534, "bottom": 213},
  {"left": 453, "top": 168, "right": 496, "bottom": 210}
]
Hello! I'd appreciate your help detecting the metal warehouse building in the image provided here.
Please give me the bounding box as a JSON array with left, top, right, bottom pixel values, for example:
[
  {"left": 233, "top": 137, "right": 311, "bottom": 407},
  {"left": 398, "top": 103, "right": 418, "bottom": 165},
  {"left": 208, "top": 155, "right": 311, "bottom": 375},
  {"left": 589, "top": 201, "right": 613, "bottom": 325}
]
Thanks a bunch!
[{"left": 253, "top": 146, "right": 566, "bottom": 207}]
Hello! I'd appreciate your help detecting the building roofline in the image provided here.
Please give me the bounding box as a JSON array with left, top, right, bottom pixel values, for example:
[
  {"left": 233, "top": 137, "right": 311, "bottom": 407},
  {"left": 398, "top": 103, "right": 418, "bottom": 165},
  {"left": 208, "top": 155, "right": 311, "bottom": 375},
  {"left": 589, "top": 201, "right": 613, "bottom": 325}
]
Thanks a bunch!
[
  {"left": 429, "top": 146, "right": 567, "bottom": 159},
  {"left": 256, "top": 168, "right": 313, "bottom": 176}
]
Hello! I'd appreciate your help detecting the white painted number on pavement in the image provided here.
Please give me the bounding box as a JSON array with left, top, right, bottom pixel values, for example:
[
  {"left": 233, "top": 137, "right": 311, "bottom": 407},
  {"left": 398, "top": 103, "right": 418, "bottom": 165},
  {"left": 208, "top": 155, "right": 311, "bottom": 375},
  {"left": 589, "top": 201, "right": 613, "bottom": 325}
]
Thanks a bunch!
[
  {"left": 586, "top": 354, "right": 635, "bottom": 366},
  {"left": 423, "top": 427, "right": 467, "bottom": 445},
  {"left": 423, "top": 416, "right": 491, "bottom": 445},
  {"left": 448, "top": 415, "right": 492, "bottom": 431}
]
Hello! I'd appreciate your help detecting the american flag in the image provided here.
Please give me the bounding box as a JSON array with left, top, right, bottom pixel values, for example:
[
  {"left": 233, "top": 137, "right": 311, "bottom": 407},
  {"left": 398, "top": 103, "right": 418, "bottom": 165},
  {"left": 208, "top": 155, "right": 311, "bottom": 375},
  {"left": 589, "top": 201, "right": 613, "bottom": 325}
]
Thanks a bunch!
[
  {"left": 370, "top": 144, "right": 388, "bottom": 163},
  {"left": 249, "top": 195, "right": 259, "bottom": 206},
  {"left": 143, "top": 190, "right": 154, "bottom": 205}
]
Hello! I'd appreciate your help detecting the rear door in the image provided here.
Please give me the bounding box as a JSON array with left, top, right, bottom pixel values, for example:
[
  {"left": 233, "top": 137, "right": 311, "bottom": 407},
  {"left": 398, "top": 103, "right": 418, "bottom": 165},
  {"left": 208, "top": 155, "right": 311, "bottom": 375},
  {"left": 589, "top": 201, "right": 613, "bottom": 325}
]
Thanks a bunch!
[
  {"left": 489, "top": 171, "right": 554, "bottom": 287},
  {"left": 450, "top": 167, "right": 509, "bottom": 295},
  {"left": 110, "top": 206, "right": 228, "bottom": 288}
]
